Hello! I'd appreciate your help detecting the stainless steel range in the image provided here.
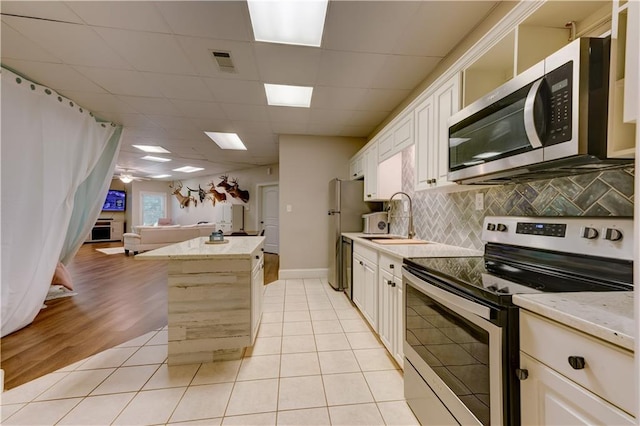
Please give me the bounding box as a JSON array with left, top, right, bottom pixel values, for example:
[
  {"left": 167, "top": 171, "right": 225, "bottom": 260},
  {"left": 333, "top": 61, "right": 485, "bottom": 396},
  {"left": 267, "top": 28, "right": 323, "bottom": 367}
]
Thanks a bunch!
[{"left": 402, "top": 216, "right": 633, "bottom": 426}]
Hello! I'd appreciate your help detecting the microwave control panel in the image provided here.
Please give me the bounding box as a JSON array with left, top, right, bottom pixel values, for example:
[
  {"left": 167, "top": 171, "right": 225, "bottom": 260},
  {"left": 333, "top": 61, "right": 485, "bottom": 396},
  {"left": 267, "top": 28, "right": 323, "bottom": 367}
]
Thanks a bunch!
[{"left": 546, "top": 61, "right": 573, "bottom": 145}]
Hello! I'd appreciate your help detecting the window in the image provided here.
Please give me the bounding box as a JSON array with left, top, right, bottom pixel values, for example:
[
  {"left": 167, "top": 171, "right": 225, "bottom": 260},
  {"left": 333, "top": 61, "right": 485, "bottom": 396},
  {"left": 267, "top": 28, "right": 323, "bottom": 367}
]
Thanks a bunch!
[{"left": 140, "top": 191, "right": 167, "bottom": 226}]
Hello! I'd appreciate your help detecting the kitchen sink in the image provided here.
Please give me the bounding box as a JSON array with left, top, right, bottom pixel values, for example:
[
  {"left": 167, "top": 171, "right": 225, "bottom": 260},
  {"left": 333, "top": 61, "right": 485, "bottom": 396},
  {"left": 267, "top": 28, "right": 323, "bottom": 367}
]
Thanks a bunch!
[
  {"left": 359, "top": 235, "right": 405, "bottom": 240},
  {"left": 359, "top": 235, "right": 431, "bottom": 245}
]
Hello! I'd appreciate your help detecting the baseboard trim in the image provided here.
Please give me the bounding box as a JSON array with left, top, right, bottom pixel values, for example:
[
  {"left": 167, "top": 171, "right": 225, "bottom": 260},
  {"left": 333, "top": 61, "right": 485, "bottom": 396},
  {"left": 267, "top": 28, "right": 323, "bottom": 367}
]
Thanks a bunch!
[{"left": 278, "top": 268, "right": 328, "bottom": 280}]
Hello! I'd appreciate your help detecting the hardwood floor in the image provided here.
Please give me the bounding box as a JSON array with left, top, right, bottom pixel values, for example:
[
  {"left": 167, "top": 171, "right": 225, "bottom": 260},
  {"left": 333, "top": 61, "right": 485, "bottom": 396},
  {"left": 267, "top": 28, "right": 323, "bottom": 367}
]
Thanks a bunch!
[{"left": 1, "top": 242, "right": 280, "bottom": 391}]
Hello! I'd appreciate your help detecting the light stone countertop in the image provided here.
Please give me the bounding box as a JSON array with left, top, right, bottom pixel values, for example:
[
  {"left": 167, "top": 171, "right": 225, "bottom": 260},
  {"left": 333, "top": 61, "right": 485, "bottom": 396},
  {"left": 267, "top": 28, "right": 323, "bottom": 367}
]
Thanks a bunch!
[
  {"left": 135, "top": 236, "right": 265, "bottom": 261},
  {"left": 513, "top": 292, "right": 635, "bottom": 352},
  {"left": 343, "top": 233, "right": 483, "bottom": 259}
]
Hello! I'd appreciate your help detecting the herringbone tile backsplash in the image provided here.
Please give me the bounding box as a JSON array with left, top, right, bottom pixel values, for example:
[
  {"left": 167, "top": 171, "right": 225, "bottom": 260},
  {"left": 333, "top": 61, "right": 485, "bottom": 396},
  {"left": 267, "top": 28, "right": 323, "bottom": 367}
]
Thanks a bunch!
[{"left": 389, "top": 146, "right": 635, "bottom": 251}]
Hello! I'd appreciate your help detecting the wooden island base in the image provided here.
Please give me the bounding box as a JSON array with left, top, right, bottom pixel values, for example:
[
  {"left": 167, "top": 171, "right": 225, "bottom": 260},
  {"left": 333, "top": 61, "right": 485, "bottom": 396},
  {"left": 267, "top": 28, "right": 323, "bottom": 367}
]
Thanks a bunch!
[{"left": 137, "top": 236, "right": 265, "bottom": 365}]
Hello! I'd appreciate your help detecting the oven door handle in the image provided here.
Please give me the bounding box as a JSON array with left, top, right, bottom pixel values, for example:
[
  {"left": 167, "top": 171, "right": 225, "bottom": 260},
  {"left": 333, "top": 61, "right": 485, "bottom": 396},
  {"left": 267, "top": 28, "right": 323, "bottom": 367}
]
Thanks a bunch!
[{"left": 403, "top": 269, "right": 492, "bottom": 320}]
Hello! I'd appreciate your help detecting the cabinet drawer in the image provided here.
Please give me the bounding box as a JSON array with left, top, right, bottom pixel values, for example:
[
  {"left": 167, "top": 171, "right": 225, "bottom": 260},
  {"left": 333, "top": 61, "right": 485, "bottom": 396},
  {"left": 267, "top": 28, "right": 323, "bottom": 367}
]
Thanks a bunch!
[
  {"left": 379, "top": 252, "right": 402, "bottom": 276},
  {"left": 520, "top": 311, "right": 635, "bottom": 416},
  {"left": 354, "top": 242, "right": 377, "bottom": 264}
]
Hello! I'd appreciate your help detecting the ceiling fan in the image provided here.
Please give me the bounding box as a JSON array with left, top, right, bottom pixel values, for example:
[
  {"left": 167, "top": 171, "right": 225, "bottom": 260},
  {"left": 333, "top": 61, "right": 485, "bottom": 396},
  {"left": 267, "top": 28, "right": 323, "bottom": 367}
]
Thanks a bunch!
[{"left": 114, "top": 168, "right": 148, "bottom": 183}]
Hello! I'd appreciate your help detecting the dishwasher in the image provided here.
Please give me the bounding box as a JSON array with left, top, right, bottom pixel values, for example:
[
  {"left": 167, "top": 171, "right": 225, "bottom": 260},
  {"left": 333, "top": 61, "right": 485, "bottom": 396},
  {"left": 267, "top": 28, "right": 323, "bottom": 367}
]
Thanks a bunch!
[{"left": 341, "top": 236, "right": 353, "bottom": 300}]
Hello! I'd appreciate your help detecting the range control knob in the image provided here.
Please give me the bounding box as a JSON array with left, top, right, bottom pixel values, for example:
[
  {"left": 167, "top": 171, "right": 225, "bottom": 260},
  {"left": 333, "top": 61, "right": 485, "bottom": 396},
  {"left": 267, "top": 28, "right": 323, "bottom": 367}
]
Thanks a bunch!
[
  {"left": 604, "top": 228, "right": 623, "bottom": 242},
  {"left": 487, "top": 223, "right": 496, "bottom": 231},
  {"left": 581, "top": 227, "right": 599, "bottom": 239},
  {"left": 496, "top": 223, "right": 508, "bottom": 232}
]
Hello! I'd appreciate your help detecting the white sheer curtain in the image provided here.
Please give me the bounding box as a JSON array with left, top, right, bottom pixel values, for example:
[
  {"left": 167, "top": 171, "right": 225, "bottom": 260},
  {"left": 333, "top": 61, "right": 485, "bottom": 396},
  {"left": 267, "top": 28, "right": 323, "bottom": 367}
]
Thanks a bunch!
[{"left": 1, "top": 68, "right": 123, "bottom": 337}]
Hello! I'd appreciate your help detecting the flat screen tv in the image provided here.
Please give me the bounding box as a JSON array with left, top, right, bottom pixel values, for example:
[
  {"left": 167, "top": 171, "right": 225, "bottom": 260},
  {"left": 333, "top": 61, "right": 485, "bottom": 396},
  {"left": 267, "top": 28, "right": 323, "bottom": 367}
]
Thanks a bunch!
[{"left": 102, "top": 189, "right": 126, "bottom": 212}]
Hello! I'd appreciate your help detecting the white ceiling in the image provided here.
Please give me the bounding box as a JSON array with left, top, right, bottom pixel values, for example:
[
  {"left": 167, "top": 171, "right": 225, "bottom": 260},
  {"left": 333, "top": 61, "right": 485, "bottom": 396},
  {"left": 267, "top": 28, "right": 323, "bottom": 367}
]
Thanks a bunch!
[{"left": 1, "top": 0, "right": 499, "bottom": 180}]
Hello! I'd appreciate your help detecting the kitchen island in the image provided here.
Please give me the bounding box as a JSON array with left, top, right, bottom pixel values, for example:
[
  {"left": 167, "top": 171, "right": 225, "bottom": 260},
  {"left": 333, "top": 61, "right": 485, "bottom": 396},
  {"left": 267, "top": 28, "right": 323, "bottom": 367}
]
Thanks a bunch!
[{"left": 136, "top": 236, "right": 265, "bottom": 365}]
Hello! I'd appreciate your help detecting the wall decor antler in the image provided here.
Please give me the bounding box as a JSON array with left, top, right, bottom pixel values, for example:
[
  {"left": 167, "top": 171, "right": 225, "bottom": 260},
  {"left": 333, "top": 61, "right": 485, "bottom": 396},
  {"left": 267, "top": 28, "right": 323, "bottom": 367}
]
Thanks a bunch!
[
  {"left": 208, "top": 181, "right": 227, "bottom": 205},
  {"left": 217, "top": 175, "right": 233, "bottom": 191},
  {"left": 169, "top": 181, "right": 197, "bottom": 208},
  {"left": 187, "top": 184, "right": 207, "bottom": 203},
  {"left": 228, "top": 178, "right": 250, "bottom": 203}
]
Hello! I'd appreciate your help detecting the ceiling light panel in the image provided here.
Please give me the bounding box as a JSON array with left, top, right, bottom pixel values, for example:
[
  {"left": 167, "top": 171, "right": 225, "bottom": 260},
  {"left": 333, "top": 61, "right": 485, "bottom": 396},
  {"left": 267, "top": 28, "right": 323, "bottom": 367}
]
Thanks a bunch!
[
  {"left": 264, "top": 84, "right": 313, "bottom": 108},
  {"left": 151, "top": 174, "right": 172, "bottom": 179},
  {"left": 132, "top": 145, "right": 170, "bottom": 153},
  {"left": 204, "top": 132, "right": 247, "bottom": 150},
  {"left": 173, "top": 166, "right": 205, "bottom": 173},
  {"left": 142, "top": 155, "right": 172, "bottom": 162},
  {"left": 247, "top": 0, "right": 328, "bottom": 47}
]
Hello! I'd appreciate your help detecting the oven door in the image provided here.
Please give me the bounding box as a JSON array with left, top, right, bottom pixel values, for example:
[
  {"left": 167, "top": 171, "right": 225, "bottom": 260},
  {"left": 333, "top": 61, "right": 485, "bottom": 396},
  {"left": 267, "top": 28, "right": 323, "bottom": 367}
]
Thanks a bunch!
[{"left": 403, "top": 269, "right": 503, "bottom": 426}]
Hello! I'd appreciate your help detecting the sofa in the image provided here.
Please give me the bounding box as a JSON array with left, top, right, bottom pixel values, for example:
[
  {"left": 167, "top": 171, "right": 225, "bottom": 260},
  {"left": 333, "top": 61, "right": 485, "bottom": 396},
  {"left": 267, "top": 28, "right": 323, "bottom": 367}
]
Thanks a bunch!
[{"left": 123, "top": 223, "right": 216, "bottom": 255}]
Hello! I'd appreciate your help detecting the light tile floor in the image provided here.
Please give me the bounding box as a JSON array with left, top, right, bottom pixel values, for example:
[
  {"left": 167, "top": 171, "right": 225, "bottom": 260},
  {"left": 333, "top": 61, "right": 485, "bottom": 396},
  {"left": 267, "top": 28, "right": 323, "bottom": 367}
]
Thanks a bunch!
[{"left": 1, "top": 279, "right": 419, "bottom": 425}]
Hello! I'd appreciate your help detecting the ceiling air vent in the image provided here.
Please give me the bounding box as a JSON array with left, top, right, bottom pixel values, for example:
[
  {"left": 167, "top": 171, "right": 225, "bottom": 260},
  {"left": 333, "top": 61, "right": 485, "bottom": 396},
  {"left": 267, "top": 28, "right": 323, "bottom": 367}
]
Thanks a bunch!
[{"left": 210, "top": 50, "right": 236, "bottom": 73}]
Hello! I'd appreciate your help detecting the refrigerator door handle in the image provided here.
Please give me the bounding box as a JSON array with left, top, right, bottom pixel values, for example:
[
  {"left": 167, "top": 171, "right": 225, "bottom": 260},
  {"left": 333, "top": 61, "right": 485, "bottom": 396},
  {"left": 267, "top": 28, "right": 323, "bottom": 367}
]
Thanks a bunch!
[{"left": 328, "top": 209, "right": 340, "bottom": 215}]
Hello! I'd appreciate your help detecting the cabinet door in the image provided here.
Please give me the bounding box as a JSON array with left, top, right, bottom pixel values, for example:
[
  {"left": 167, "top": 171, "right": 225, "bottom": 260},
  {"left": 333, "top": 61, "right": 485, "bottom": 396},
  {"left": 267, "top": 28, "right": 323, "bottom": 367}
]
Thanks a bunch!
[
  {"left": 378, "top": 269, "right": 395, "bottom": 353},
  {"left": 352, "top": 253, "right": 365, "bottom": 311},
  {"left": 433, "top": 74, "right": 460, "bottom": 186},
  {"left": 364, "top": 144, "right": 378, "bottom": 201},
  {"left": 349, "top": 153, "right": 364, "bottom": 179},
  {"left": 520, "top": 353, "right": 635, "bottom": 425},
  {"left": 110, "top": 221, "right": 124, "bottom": 241},
  {"left": 395, "top": 283, "right": 404, "bottom": 368},
  {"left": 362, "top": 259, "right": 378, "bottom": 331},
  {"left": 414, "top": 95, "right": 435, "bottom": 191},
  {"left": 251, "top": 257, "right": 264, "bottom": 344}
]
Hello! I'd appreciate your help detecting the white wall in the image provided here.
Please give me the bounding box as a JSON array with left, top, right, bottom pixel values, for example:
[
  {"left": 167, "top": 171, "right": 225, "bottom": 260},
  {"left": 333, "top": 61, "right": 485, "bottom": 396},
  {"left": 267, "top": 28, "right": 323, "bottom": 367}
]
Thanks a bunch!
[
  {"left": 169, "top": 164, "right": 279, "bottom": 232},
  {"left": 279, "top": 135, "right": 366, "bottom": 277}
]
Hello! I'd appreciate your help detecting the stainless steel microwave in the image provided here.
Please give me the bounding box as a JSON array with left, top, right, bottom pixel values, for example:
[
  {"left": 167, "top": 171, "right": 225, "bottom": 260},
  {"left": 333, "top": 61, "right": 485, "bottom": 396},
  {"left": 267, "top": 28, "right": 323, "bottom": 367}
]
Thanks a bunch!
[{"left": 448, "top": 37, "right": 631, "bottom": 185}]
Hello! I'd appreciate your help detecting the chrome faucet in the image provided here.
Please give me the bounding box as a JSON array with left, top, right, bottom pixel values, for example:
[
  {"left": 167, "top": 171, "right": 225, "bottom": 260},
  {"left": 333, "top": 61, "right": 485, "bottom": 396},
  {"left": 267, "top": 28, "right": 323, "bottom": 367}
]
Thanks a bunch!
[{"left": 388, "top": 192, "right": 415, "bottom": 239}]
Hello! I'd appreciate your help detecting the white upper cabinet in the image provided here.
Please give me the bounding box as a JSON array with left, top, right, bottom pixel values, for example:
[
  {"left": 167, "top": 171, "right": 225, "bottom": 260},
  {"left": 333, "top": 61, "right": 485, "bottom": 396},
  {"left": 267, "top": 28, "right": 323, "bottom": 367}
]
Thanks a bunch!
[
  {"left": 362, "top": 141, "right": 402, "bottom": 202},
  {"left": 378, "top": 115, "right": 414, "bottom": 162},
  {"left": 414, "top": 73, "right": 461, "bottom": 191},
  {"left": 349, "top": 151, "right": 364, "bottom": 180}
]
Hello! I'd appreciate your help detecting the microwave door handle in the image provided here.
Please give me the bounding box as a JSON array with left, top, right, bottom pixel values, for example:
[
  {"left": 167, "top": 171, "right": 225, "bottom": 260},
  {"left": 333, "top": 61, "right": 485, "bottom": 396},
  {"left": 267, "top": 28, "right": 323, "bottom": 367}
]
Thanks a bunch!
[{"left": 523, "top": 78, "right": 544, "bottom": 149}]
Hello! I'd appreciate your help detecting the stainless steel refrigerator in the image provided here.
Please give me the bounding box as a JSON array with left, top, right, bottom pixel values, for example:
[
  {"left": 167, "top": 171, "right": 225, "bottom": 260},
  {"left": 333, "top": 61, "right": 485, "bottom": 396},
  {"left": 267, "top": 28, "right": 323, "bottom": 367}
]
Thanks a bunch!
[{"left": 327, "top": 178, "right": 378, "bottom": 291}]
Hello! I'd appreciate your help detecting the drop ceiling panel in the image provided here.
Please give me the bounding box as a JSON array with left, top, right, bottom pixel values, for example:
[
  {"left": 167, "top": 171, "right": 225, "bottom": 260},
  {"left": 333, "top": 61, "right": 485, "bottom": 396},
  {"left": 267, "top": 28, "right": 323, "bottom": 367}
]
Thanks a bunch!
[
  {"left": 1, "top": 23, "right": 62, "bottom": 63},
  {"left": 309, "top": 109, "right": 351, "bottom": 126},
  {"left": 146, "top": 115, "right": 200, "bottom": 131},
  {"left": 347, "top": 110, "right": 390, "bottom": 128},
  {"left": 176, "top": 36, "right": 259, "bottom": 80},
  {"left": 359, "top": 88, "right": 411, "bottom": 113},
  {"left": 220, "top": 104, "right": 269, "bottom": 122},
  {"left": 65, "top": 2, "right": 171, "bottom": 33},
  {"left": 117, "top": 96, "right": 182, "bottom": 116},
  {"left": 72, "top": 67, "right": 159, "bottom": 97},
  {"left": 58, "top": 91, "right": 139, "bottom": 114},
  {"left": 316, "top": 50, "right": 385, "bottom": 88},
  {"left": 189, "top": 118, "right": 234, "bottom": 133},
  {"left": 4, "top": 16, "right": 132, "bottom": 69},
  {"left": 204, "top": 78, "right": 266, "bottom": 105},
  {"left": 171, "top": 100, "right": 228, "bottom": 120},
  {"left": 308, "top": 122, "right": 347, "bottom": 136},
  {"left": 370, "top": 55, "right": 441, "bottom": 90},
  {"left": 95, "top": 28, "right": 196, "bottom": 75},
  {"left": 156, "top": 1, "right": 252, "bottom": 40},
  {"left": 339, "top": 125, "right": 373, "bottom": 137},
  {"left": 143, "top": 73, "right": 215, "bottom": 102},
  {"left": 230, "top": 121, "right": 274, "bottom": 134},
  {"left": 394, "top": 2, "right": 498, "bottom": 57},
  {"left": 267, "top": 107, "right": 310, "bottom": 124},
  {"left": 311, "top": 86, "right": 368, "bottom": 111},
  {"left": 271, "top": 122, "right": 309, "bottom": 134},
  {"left": 101, "top": 113, "right": 162, "bottom": 129},
  {"left": 253, "top": 43, "right": 322, "bottom": 86},
  {"left": 1, "top": 59, "right": 106, "bottom": 93},
  {"left": 2, "top": 2, "right": 83, "bottom": 23},
  {"left": 323, "top": 1, "right": 421, "bottom": 54}
]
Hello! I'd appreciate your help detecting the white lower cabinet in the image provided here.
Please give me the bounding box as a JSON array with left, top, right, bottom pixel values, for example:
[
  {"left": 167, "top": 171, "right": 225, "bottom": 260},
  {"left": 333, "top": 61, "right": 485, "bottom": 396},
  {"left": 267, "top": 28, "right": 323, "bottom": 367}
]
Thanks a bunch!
[
  {"left": 250, "top": 247, "right": 264, "bottom": 343},
  {"left": 378, "top": 253, "right": 404, "bottom": 368},
  {"left": 519, "top": 311, "right": 635, "bottom": 425},
  {"left": 353, "top": 243, "right": 378, "bottom": 332}
]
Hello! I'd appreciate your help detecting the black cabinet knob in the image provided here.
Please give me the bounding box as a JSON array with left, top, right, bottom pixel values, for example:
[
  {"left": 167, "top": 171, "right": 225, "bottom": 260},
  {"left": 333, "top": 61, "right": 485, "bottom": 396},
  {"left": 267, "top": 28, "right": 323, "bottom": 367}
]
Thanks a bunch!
[
  {"left": 389, "top": 264, "right": 394, "bottom": 269},
  {"left": 255, "top": 255, "right": 260, "bottom": 259},
  {"left": 359, "top": 261, "right": 364, "bottom": 266},
  {"left": 515, "top": 368, "right": 529, "bottom": 380},
  {"left": 390, "top": 281, "right": 396, "bottom": 287},
  {"left": 568, "top": 356, "right": 586, "bottom": 370}
]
